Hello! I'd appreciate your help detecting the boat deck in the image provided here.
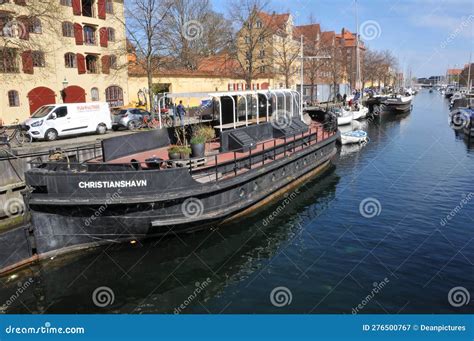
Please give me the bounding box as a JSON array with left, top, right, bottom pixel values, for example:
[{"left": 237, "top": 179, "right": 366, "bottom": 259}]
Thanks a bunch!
[{"left": 94, "top": 121, "right": 334, "bottom": 175}]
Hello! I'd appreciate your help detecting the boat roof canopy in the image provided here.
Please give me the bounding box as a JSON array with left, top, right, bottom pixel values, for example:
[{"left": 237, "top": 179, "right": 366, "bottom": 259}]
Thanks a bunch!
[
  {"left": 160, "top": 89, "right": 299, "bottom": 99},
  {"left": 155, "top": 89, "right": 302, "bottom": 132}
]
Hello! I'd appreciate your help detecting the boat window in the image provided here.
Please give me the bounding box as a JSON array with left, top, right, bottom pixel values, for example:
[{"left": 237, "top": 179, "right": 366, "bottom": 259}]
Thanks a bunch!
[{"left": 31, "top": 105, "right": 54, "bottom": 118}]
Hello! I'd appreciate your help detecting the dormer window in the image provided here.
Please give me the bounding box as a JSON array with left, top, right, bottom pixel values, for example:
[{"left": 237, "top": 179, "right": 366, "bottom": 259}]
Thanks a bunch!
[{"left": 256, "top": 21, "right": 262, "bottom": 28}]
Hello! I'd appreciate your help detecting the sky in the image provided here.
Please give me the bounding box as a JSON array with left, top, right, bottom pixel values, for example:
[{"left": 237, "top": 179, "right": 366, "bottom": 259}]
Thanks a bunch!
[{"left": 211, "top": 0, "right": 474, "bottom": 78}]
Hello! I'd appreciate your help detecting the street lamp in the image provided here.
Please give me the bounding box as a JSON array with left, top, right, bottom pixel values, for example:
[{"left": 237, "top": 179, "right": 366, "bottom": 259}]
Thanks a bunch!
[
  {"left": 299, "top": 35, "right": 331, "bottom": 109},
  {"left": 61, "top": 77, "right": 69, "bottom": 103}
]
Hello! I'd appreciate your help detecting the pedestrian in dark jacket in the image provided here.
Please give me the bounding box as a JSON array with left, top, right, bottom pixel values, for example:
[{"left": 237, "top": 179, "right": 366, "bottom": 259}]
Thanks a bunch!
[{"left": 176, "top": 101, "right": 186, "bottom": 127}]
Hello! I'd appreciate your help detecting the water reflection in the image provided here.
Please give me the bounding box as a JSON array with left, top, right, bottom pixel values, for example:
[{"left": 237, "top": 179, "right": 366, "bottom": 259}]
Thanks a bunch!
[{"left": 0, "top": 169, "right": 340, "bottom": 314}]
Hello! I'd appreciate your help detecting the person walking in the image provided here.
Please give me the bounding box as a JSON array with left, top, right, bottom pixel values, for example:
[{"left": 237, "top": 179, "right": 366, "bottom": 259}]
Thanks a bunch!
[{"left": 176, "top": 100, "right": 186, "bottom": 127}]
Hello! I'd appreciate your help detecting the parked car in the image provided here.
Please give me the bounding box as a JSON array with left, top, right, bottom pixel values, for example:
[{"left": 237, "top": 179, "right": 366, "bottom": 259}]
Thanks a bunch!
[
  {"left": 111, "top": 108, "right": 151, "bottom": 130},
  {"left": 24, "top": 102, "right": 112, "bottom": 141}
]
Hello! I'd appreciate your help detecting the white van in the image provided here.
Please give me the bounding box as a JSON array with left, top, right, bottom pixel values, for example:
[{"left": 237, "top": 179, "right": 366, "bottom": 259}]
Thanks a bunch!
[{"left": 24, "top": 102, "right": 112, "bottom": 141}]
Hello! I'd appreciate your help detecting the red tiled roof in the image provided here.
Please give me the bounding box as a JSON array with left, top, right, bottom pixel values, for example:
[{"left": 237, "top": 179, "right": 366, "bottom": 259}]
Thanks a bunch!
[
  {"left": 447, "top": 68, "right": 462, "bottom": 75},
  {"left": 128, "top": 52, "right": 243, "bottom": 79},
  {"left": 257, "top": 11, "right": 290, "bottom": 32},
  {"left": 293, "top": 24, "right": 321, "bottom": 41},
  {"left": 320, "top": 31, "right": 336, "bottom": 45}
]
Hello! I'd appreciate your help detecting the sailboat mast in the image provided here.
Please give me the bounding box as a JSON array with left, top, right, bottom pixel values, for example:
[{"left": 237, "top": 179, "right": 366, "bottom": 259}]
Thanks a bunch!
[
  {"left": 355, "top": 0, "right": 360, "bottom": 91},
  {"left": 467, "top": 53, "right": 472, "bottom": 92}
]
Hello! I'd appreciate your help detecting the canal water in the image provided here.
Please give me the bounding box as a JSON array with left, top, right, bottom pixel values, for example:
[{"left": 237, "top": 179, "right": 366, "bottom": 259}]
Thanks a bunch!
[{"left": 1, "top": 90, "right": 473, "bottom": 314}]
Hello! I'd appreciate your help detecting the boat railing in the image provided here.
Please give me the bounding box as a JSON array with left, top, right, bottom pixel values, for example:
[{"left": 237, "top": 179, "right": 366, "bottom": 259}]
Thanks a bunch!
[{"left": 28, "top": 121, "right": 337, "bottom": 182}]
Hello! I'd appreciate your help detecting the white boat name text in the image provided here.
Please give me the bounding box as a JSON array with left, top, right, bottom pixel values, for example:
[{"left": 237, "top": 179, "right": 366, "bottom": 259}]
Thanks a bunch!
[{"left": 78, "top": 180, "right": 148, "bottom": 189}]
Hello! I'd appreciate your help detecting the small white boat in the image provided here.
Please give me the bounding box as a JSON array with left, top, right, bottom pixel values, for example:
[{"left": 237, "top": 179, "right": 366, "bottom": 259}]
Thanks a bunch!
[
  {"left": 333, "top": 108, "right": 353, "bottom": 125},
  {"left": 340, "top": 130, "right": 368, "bottom": 145},
  {"left": 342, "top": 106, "right": 369, "bottom": 120}
]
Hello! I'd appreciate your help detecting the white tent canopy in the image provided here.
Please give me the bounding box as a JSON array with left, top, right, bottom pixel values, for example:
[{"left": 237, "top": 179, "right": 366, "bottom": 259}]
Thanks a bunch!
[{"left": 156, "top": 89, "right": 301, "bottom": 131}]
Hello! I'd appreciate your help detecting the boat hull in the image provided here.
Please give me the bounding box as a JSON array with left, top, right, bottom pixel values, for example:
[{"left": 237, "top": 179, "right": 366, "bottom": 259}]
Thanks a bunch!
[
  {"left": 25, "top": 133, "right": 339, "bottom": 262},
  {"left": 380, "top": 101, "right": 412, "bottom": 114}
]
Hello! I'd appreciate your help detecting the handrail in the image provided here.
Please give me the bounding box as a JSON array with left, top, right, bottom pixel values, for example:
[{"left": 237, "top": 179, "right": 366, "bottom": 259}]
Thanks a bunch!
[{"left": 29, "top": 122, "right": 337, "bottom": 183}]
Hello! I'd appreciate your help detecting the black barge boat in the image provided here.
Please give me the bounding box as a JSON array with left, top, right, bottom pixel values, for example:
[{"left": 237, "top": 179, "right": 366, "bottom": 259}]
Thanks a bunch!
[
  {"left": 12, "top": 90, "right": 339, "bottom": 272},
  {"left": 380, "top": 95, "right": 413, "bottom": 114}
]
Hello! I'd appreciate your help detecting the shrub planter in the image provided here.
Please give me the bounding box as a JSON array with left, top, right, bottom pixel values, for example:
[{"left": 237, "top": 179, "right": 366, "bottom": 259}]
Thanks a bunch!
[
  {"left": 191, "top": 143, "right": 205, "bottom": 158},
  {"left": 168, "top": 151, "right": 180, "bottom": 160}
]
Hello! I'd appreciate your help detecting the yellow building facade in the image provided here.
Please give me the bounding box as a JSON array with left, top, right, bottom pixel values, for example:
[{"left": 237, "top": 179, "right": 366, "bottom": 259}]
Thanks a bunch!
[{"left": 0, "top": 0, "right": 129, "bottom": 124}]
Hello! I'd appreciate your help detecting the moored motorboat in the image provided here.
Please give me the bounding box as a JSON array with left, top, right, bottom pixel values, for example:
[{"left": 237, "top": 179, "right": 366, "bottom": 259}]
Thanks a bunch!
[
  {"left": 333, "top": 108, "right": 353, "bottom": 125},
  {"left": 340, "top": 130, "right": 368, "bottom": 145},
  {"left": 17, "top": 89, "right": 339, "bottom": 272},
  {"left": 380, "top": 95, "right": 413, "bottom": 114}
]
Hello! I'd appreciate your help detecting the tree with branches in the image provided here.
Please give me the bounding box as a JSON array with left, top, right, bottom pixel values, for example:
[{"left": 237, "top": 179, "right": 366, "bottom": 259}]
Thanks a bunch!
[
  {"left": 161, "top": 0, "right": 232, "bottom": 70},
  {"left": 228, "top": 0, "right": 276, "bottom": 88},
  {"left": 273, "top": 28, "right": 300, "bottom": 88},
  {"left": 124, "top": 0, "right": 173, "bottom": 111}
]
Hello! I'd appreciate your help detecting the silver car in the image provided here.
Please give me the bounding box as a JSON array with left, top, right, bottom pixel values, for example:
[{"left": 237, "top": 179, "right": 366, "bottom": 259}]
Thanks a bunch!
[{"left": 112, "top": 108, "right": 151, "bottom": 130}]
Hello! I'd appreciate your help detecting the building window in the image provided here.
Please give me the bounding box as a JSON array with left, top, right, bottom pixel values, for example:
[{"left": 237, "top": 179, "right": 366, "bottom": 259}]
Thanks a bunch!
[
  {"left": 259, "top": 66, "right": 265, "bottom": 73},
  {"left": 85, "top": 54, "right": 98, "bottom": 73},
  {"left": 91, "top": 87, "right": 99, "bottom": 101},
  {"left": 258, "top": 36, "right": 264, "bottom": 43},
  {"left": 82, "top": 0, "right": 95, "bottom": 17},
  {"left": 64, "top": 53, "right": 76, "bottom": 68},
  {"left": 60, "top": 0, "right": 72, "bottom": 5},
  {"left": 32, "top": 51, "right": 45, "bottom": 67},
  {"left": 109, "top": 55, "right": 117, "bottom": 69},
  {"left": 245, "top": 36, "right": 250, "bottom": 44},
  {"left": 259, "top": 50, "right": 265, "bottom": 58},
  {"left": 106, "top": 0, "right": 114, "bottom": 14},
  {"left": 0, "top": 48, "right": 19, "bottom": 73},
  {"left": 62, "top": 22, "right": 74, "bottom": 37},
  {"left": 107, "top": 27, "right": 115, "bottom": 42},
  {"left": 28, "top": 18, "right": 42, "bottom": 34},
  {"left": 256, "top": 21, "right": 262, "bottom": 28},
  {"left": 83, "top": 26, "right": 96, "bottom": 45},
  {"left": 8, "top": 90, "right": 19, "bottom": 107},
  {"left": 105, "top": 86, "right": 123, "bottom": 107}
]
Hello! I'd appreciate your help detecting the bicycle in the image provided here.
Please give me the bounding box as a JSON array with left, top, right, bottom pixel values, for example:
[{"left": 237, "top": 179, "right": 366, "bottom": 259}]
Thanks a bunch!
[
  {"left": 143, "top": 114, "right": 161, "bottom": 129},
  {"left": 0, "top": 120, "right": 32, "bottom": 147}
]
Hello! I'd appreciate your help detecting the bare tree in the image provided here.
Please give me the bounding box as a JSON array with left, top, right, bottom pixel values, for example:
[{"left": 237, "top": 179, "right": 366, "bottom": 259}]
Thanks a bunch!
[
  {"left": 161, "top": 0, "right": 232, "bottom": 70},
  {"left": 228, "top": 0, "right": 275, "bottom": 88},
  {"left": 326, "top": 34, "right": 344, "bottom": 100},
  {"left": 273, "top": 29, "right": 300, "bottom": 88},
  {"left": 124, "top": 0, "right": 172, "bottom": 110}
]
